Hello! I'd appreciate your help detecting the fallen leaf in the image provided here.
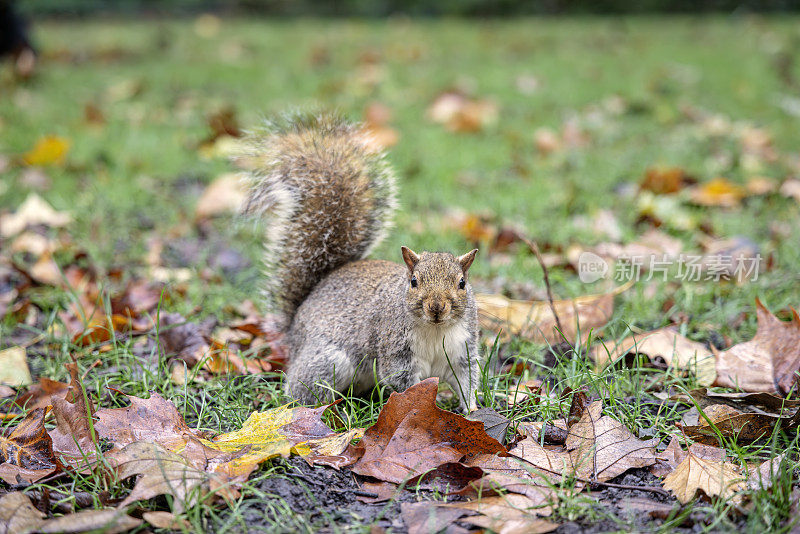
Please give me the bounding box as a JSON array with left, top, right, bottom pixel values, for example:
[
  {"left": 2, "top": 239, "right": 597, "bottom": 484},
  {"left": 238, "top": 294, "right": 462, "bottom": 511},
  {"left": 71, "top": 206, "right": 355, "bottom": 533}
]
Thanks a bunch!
[
  {"left": 362, "top": 102, "right": 399, "bottom": 151},
  {"left": 0, "top": 408, "right": 59, "bottom": 485},
  {"left": 0, "top": 492, "right": 44, "bottom": 534},
  {"left": 779, "top": 178, "right": 800, "bottom": 203},
  {"left": 94, "top": 392, "right": 202, "bottom": 452},
  {"left": 109, "top": 442, "right": 217, "bottom": 513},
  {"left": 715, "top": 299, "right": 800, "bottom": 395},
  {"left": 471, "top": 401, "right": 656, "bottom": 486},
  {"left": 688, "top": 177, "right": 746, "bottom": 207},
  {"left": 445, "top": 210, "right": 497, "bottom": 245},
  {"left": 455, "top": 472, "right": 557, "bottom": 506},
  {"left": 206, "top": 402, "right": 361, "bottom": 481},
  {"left": 0, "top": 193, "right": 72, "bottom": 237},
  {"left": 142, "top": 511, "right": 191, "bottom": 530},
  {"left": 28, "top": 253, "right": 61, "bottom": 286},
  {"left": 662, "top": 450, "right": 744, "bottom": 504},
  {"left": 746, "top": 176, "right": 777, "bottom": 196},
  {"left": 467, "top": 408, "right": 510, "bottom": 444},
  {"left": 351, "top": 378, "right": 507, "bottom": 485},
  {"left": 477, "top": 282, "right": 631, "bottom": 345},
  {"left": 427, "top": 91, "right": 498, "bottom": 133},
  {"left": 48, "top": 363, "right": 98, "bottom": 468},
  {"left": 679, "top": 388, "right": 800, "bottom": 412},
  {"left": 10, "top": 232, "right": 60, "bottom": 256},
  {"left": 0, "top": 347, "right": 32, "bottom": 387},
  {"left": 619, "top": 496, "right": 677, "bottom": 520},
  {"left": 566, "top": 401, "right": 658, "bottom": 482},
  {"left": 590, "top": 327, "right": 716, "bottom": 386},
  {"left": 0, "top": 492, "right": 140, "bottom": 534},
  {"left": 401, "top": 502, "right": 467, "bottom": 534},
  {"left": 22, "top": 135, "right": 70, "bottom": 167},
  {"left": 640, "top": 167, "right": 692, "bottom": 194},
  {"left": 534, "top": 128, "right": 561, "bottom": 155},
  {"left": 443, "top": 494, "right": 557, "bottom": 534},
  {"left": 13, "top": 378, "right": 70, "bottom": 412},
  {"left": 195, "top": 173, "right": 247, "bottom": 220},
  {"left": 677, "top": 403, "right": 800, "bottom": 445},
  {"left": 747, "top": 454, "right": 785, "bottom": 490},
  {"left": 84, "top": 102, "right": 106, "bottom": 126}
]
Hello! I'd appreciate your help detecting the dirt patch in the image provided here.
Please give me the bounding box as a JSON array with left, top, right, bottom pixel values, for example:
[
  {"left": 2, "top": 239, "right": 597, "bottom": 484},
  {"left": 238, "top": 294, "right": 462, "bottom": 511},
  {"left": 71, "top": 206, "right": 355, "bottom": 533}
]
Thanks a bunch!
[{"left": 217, "top": 456, "right": 445, "bottom": 533}]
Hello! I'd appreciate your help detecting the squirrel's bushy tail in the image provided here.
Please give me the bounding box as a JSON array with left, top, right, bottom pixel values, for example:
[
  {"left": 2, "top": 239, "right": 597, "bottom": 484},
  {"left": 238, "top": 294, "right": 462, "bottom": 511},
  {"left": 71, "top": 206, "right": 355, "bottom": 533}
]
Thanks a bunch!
[{"left": 242, "top": 111, "right": 397, "bottom": 325}]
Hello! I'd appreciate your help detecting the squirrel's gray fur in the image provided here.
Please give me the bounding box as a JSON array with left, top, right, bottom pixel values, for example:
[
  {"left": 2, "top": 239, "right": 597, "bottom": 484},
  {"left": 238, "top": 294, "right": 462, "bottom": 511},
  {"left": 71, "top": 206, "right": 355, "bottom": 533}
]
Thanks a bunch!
[{"left": 243, "top": 111, "right": 481, "bottom": 410}]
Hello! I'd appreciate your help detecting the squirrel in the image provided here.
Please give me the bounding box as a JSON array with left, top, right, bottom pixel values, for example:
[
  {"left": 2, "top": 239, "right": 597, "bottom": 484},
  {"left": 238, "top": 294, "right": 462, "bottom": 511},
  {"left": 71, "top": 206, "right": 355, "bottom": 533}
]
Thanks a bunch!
[{"left": 242, "top": 111, "right": 482, "bottom": 411}]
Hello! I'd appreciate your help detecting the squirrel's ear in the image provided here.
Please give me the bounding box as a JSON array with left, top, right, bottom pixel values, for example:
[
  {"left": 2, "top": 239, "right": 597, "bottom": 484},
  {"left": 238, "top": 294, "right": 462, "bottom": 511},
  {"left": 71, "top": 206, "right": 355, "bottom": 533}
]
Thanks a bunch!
[
  {"left": 457, "top": 249, "right": 478, "bottom": 273},
  {"left": 401, "top": 246, "right": 420, "bottom": 271}
]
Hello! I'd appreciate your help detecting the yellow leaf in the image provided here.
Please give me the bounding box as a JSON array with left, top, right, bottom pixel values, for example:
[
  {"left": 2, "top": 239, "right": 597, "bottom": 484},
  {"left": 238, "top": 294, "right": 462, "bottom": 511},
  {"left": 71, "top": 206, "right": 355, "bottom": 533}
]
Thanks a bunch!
[
  {"left": 688, "top": 177, "right": 746, "bottom": 207},
  {"left": 22, "top": 136, "right": 70, "bottom": 167},
  {"left": 196, "top": 403, "right": 362, "bottom": 479}
]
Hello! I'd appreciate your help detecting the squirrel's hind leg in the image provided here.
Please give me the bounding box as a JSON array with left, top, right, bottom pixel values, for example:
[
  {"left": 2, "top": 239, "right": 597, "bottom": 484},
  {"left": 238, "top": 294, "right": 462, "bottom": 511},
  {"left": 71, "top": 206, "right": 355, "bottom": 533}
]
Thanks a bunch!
[{"left": 285, "top": 344, "right": 355, "bottom": 405}]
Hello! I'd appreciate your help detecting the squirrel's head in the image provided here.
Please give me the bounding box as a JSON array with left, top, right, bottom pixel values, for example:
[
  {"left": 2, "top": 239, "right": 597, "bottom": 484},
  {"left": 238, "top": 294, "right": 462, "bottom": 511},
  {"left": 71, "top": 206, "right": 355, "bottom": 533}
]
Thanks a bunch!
[{"left": 401, "top": 246, "right": 478, "bottom": 326}]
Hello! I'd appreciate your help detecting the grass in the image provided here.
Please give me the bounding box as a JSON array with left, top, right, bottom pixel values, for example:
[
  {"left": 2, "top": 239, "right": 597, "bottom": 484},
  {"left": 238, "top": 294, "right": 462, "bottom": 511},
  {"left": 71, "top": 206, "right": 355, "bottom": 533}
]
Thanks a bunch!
[{"left": 1, "top": 14, "right": 800, "bottom": 533}]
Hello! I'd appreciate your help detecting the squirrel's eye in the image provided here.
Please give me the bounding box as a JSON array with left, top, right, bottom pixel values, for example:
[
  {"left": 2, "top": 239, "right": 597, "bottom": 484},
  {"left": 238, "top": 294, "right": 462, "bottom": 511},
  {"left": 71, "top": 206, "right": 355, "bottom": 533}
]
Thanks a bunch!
[
  {"left": 410, "top": 276, "right": 418, "bottom": 288},
  {"left": 458, "top": 278, "right": 466, "bottom": 290}
]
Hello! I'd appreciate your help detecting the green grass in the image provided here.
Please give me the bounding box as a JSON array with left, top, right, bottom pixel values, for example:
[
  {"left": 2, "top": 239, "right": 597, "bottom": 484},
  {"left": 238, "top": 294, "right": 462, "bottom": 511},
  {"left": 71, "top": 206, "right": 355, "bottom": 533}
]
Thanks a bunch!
[{"left": 1, "top": 15, "right": 800, "bottom": 533}]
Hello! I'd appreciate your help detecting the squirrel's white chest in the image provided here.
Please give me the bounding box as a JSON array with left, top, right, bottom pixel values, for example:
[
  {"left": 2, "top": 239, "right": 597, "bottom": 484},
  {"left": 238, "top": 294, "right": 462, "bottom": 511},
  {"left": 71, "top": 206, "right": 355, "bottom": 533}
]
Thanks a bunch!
[{"left": 410, "top": 321, "right": 471, "bottom": 379}]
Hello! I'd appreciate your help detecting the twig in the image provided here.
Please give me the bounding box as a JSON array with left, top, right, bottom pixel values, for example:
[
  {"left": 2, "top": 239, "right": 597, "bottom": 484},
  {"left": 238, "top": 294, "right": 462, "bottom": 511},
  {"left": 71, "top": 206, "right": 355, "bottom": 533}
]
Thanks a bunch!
[
  {"left": 518, "top": 234, "right": 569, "bottom": 347},
  {"left": 513, "top": 454, "right": 671, "bottom": 498}
]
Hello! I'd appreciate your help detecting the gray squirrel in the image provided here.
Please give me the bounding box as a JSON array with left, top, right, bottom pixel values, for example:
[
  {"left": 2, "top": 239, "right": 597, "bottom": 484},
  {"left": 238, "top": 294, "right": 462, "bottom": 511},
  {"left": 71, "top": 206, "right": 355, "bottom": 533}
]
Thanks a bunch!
[{"left": 242, "top": 112, "right": 482, "bottom": 411}]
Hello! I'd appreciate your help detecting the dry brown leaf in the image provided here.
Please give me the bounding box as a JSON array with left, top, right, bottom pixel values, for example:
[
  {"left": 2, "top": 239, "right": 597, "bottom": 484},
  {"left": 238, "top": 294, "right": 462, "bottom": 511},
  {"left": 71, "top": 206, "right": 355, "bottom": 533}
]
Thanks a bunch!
[
  {"left": 747, "top": 454, "right": 785, "bottom": 490},
  {"left": 0, "top": 408, "right": 59, "bottom": 485},
  {"left": 195, "top": 173, "right": 247, "bottom": 220},
  {"left": 13, "top": 377, "right": 70, "bottom": 412},
  {"left": 618, "top": 496, "right": 677, "bottom": 520},
  {"left": 0, "top": 193, "right": 72, "bottom": 237},
  {"left": 0, "top": 491, "right": 44, "bottom": 534},
  {"left": 94, "top": 392, "right": 202, "bottom": 452},
  {"left": 109, "top": 441, "right": 219, "bottom": 513},
  {"left": 443, "top": 494, "right": 558, "bottom": 534},
  {"left": 472, "top": 401, "right": 656, "bottom": 487},
  {"left": 142, "top": 511, "right": 191, "bottom": 530},
  {"left": 477, "top": 282, "right": 630, "bottom": 345},
  {"left": 10, "top": 231, "right": 60, "bottom": 256},
  {"left": 779, "top": 178, "right": 800, "bottom": 203},
  {"left": 680, "top": 388, "right": 800, "bottom": 412},
  {"left": 361, "top": 102, "right": 399, "bottom": 152},
  {"left": 534, "top": 128, "right": 561, "bottom": 155},
  {"left": 589, "top": 326, "right": 716, "bottom": 386},
  {"left": 427, "top": 91, "right": 498, "bottom": 133},
  {"left": 400, "top": 502, "right": 467, "bottom": 534},
  {"left": 566, "top": 401, "right": 658, "bottom": 482},
  {"left": 455, "top": 472, "right": 557, "bottom": 509},
  {"left": 715, "top": 299, "right": 800, "bottom": 395},
  {"left": 351, "top": 378, "right": 506, "bottom": 485},
  {"left": 48, "top": 363, "right": 98, "bottom": 469},
  {"left": 0, "top": 492, "right": 140, "bottom": 534},
  {"left": 746, "top": 176, "right": 777, "bottom": 196},
  {"left": 662, "top": 450, "right": 744, "bottom": 504},
  {"left": 640, "top": 167, "right": 692, "bottom": 194},
  {"left": 688, "top": 177, "right": 746, "bottom": 207},
  {"left": 677, "top": 403, "right": 800, "bottom": 445}
]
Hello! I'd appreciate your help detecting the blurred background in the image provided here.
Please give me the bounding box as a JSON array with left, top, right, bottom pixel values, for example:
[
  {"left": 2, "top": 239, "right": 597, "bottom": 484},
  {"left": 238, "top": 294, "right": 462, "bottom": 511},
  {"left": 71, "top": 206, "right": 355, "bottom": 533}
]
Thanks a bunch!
[{"left": 2, "top": 1, "right": 799, "bottom": 343}]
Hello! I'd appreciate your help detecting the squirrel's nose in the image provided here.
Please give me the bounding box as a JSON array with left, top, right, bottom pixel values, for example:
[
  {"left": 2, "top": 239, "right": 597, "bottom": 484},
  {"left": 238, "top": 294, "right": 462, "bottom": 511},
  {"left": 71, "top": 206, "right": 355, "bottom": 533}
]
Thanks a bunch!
[{"left": 429, "top": 300, "right": 444, "bottom": 315}]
